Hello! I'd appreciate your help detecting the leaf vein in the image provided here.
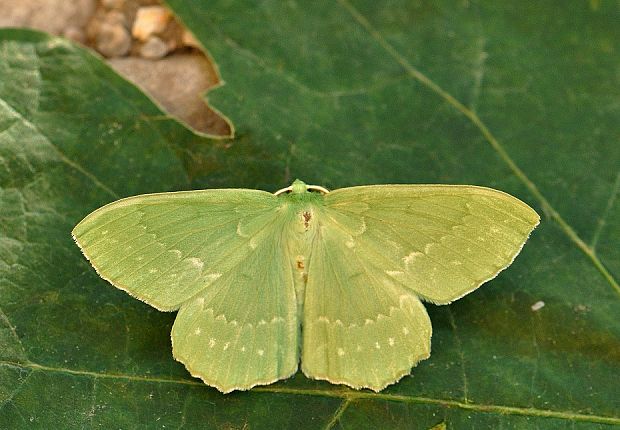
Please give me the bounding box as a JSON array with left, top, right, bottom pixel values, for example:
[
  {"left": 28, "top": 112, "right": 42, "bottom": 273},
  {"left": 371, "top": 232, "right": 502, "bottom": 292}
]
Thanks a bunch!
[
  {"left": 590, "top": 170, "right": 620, "bottom": 249},
  {"left": 0, "top": 306, "right": 27, "bottom": 361},
  {"left": 0, "top": 360, "right": 617, "bottom": 425},
  {"left": 323, "top": 398, "right": 352, "bottom": 430},
  {"left": 0, "top": 98, "right": 119, "bottom": 199}
]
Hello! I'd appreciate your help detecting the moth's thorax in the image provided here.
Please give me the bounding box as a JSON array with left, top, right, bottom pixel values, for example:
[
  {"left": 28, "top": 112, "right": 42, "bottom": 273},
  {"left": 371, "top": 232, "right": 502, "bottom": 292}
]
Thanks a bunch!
[{"left": 278, "top": 189, "right": 324, "bottom": 232}]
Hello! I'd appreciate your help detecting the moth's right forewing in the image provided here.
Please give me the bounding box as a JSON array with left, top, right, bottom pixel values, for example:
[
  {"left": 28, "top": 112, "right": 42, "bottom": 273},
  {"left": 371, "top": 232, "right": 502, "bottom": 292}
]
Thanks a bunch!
[{"left": 72, "top": 189, "right": 278, "bottom": 311}]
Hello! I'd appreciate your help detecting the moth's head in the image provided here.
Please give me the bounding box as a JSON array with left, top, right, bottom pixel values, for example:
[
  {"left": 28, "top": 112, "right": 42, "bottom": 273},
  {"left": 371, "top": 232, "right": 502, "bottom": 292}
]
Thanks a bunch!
[
  {"left": 291, "top": 179, "right": 308, "bottom": 194},
  {"left": 274, "top": 179, "right": 330, "bottom": 197},
  {"left": 294, "top": 180, "right": 330, "bottom": 195}
]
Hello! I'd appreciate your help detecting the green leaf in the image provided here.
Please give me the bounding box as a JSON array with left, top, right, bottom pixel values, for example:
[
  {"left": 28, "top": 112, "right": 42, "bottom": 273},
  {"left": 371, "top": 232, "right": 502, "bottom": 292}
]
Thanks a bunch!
[{"left": 1, "top": 0, "right": 619, "bottom": 427}]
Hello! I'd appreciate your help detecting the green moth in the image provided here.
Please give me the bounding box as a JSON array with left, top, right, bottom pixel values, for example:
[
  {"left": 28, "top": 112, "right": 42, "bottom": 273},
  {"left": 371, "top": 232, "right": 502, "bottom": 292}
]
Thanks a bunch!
[{"left": 72, "top": 179, "right": 539, "bottom": 393}]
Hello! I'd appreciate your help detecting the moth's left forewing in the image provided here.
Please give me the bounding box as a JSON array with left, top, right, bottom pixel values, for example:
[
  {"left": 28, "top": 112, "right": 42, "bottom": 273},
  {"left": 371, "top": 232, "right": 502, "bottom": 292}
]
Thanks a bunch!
[{"left": 325, "top": 185, "right": 540, "bottom": 304}]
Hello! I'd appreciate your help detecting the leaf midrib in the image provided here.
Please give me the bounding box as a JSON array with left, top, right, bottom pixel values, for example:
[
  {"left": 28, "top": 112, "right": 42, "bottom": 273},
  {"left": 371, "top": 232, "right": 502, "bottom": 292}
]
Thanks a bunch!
[{"left": 1, "top": 360, "right": 617, "bottom": 425}]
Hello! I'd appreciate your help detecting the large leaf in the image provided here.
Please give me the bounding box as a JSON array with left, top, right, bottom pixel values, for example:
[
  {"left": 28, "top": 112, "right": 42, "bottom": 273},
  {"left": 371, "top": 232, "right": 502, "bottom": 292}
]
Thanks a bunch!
[{"left": 1, "top": 0, "right": 618, "bottom": 427}]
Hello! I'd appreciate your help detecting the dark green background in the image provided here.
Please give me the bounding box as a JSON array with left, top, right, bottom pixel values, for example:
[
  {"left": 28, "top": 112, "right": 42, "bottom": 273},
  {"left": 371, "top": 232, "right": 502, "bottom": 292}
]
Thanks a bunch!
[{"left": 1, "top": 0, "right": 618, "bottom": 428}]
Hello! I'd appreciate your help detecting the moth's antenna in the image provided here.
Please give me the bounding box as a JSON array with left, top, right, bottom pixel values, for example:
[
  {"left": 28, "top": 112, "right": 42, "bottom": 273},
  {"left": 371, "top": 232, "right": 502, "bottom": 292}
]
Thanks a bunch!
[
  {"left": 274, "top": 186, "right": 292, "bottom": 196},
  {"left": 307, "top": 185, "right": 330, "bottom": 194}
]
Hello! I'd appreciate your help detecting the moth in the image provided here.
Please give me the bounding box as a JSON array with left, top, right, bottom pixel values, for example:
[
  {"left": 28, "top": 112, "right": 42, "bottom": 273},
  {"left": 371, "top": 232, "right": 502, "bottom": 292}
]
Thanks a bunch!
[{"left": 72, "top": 179, "right": 539, "bottom": 392}]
